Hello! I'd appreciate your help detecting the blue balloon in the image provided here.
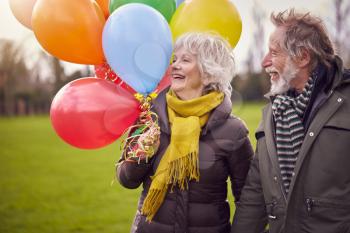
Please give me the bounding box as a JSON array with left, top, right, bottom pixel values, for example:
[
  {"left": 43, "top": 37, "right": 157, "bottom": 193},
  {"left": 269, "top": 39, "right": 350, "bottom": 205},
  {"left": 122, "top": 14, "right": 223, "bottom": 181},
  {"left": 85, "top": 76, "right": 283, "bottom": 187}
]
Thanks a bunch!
[
  {"left": 176, "top": 0, "right": 184, "bottom": 7},
  {"left": 103, "top": 3, "right": 173, "bottom": 95}
]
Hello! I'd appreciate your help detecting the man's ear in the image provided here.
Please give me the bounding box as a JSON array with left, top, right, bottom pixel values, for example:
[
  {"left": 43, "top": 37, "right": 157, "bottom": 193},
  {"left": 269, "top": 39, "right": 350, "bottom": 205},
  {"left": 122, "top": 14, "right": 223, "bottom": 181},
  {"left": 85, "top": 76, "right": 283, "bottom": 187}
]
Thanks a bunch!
[{"left": 295, "top": 48, "right": 311, "bottom": 68}]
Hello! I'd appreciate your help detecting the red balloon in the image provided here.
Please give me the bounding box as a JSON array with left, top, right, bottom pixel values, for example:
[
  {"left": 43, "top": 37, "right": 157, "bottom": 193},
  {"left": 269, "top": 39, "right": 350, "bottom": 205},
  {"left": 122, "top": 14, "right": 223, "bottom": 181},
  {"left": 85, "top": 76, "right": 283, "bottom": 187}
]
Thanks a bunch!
[
  {"left": 94, "top": 62, "right": 136, "bottom": 94},
  {"left": 50, "top": 77, "right": 140, "bottom": 149},
  {"left": 155, "top": 66, "right": 171, "bottom": 93}
]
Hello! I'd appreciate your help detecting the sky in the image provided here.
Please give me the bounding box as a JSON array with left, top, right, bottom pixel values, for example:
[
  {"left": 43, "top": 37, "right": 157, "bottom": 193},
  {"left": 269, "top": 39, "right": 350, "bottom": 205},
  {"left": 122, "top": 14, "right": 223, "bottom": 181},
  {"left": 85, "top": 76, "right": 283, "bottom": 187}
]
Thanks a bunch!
[{"left": 0, "top": 0, "right": 331, "bottom": 74}]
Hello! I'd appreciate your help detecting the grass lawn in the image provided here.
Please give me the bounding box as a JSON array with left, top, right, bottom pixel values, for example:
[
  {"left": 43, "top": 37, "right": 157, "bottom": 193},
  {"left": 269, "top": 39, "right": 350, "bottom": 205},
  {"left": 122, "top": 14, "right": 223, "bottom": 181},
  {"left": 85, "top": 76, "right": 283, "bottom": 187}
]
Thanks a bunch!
[{"left": 0, "top": 102, "right": 265, "bottom": 233}]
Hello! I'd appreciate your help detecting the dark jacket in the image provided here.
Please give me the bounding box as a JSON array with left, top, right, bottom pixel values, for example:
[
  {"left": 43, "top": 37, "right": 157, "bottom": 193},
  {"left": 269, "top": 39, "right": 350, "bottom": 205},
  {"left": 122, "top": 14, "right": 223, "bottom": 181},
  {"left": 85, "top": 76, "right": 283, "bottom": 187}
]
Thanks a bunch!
[
  {"left": 231, "top": 57, "right": 350, "bottom": 233},
  {"left": 117, "top": 90, "right": 253, "bottom": 233}
]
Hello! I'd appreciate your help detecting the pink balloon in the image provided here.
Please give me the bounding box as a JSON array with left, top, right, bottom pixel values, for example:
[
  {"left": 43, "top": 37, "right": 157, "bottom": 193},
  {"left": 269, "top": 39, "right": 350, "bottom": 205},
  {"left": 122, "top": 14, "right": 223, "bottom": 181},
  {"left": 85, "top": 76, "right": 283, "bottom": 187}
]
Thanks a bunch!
[
  {"left": 9, "top": 0, "right": 37, "bottom": 29},
  {"left": 50, "top": 77, "right": 141, "bottom": 149}
]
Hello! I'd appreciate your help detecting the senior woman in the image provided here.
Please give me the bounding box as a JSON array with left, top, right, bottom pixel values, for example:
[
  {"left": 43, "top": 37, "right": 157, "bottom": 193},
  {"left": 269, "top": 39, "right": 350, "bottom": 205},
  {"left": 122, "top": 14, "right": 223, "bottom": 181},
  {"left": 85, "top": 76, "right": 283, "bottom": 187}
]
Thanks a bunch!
[{"left": 116, "top": 32, "right": 253, "bottom": 233}]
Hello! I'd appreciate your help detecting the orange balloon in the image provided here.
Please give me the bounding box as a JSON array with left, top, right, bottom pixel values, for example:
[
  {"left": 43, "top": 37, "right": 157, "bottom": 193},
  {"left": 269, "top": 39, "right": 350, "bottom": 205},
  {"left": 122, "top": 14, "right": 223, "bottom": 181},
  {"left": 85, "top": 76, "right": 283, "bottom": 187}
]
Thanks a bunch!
[
  {"left": 32, "top": 0, "right": 105, "bottom": 65},
  {"left": 96, "top": 0, "right": 110, "bottom": 19},
  {"left": 9, "top": 0, "right": 37, "bottom": 29}
]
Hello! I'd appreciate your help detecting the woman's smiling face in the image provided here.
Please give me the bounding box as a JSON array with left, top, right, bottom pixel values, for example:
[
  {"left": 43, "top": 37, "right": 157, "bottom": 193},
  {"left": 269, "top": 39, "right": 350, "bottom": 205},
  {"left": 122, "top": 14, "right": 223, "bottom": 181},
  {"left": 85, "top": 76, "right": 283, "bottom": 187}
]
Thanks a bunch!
[{"left": 170, "top": 47, "right": 204, "bottom": 100}]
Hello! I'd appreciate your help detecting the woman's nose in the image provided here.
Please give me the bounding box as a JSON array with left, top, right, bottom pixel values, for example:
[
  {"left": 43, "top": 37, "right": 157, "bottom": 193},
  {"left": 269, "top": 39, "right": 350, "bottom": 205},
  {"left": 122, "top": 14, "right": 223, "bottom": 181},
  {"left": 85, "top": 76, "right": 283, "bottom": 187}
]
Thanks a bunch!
[{"left": 171, "top": 61, "right": 180, "bottom": 70}]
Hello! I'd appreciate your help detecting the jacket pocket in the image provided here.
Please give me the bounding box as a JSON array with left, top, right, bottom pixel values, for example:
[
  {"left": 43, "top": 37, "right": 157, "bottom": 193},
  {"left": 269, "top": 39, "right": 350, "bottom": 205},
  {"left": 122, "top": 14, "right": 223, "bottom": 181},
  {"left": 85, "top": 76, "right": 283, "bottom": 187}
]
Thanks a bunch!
[
  {"left": 305, "top": 197, "right": 350, "bottom": 210},
  {"left": 314, "top": 115, "right": 350, "bottom": 181},
  {"left": 324, "top": 115, "right": 350, "bottom": 131},
  {"left": 303, "top": 197, "right": 350, "bottom": 233}
]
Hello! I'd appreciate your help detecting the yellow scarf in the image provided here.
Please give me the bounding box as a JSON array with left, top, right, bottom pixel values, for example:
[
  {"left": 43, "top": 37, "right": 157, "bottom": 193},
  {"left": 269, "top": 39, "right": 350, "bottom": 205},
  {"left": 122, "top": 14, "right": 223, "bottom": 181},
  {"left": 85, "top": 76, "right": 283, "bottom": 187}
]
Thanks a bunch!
[{"left": 141, "top": 90, "right": 224, "bottom": 221}]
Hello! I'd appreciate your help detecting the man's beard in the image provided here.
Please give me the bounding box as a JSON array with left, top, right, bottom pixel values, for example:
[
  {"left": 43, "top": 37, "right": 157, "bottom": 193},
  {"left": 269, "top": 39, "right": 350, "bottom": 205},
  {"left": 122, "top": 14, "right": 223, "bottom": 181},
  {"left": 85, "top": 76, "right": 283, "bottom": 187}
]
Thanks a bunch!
[{"left": 269, "top": 57, "right": 299, "bottom": 96}]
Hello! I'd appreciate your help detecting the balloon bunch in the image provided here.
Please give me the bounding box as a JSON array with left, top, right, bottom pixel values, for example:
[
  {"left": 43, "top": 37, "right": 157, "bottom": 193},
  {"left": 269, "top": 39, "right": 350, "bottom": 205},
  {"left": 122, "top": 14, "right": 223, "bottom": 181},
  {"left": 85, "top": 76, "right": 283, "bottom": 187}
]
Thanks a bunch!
[{"left": 9, "top": 0, "right": 242, "bottom": 150}]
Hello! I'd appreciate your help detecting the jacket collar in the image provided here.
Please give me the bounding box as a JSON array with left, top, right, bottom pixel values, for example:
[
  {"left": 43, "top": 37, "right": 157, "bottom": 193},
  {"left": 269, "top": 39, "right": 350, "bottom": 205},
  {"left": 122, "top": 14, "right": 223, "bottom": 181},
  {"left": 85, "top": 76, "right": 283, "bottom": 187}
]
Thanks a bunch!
[
  {"left": 152, "top": 88, "right": 232, "bottom": 135},
  {"left": 202, "top": 93, "right": 232, "bottom": 135},
  {"left": 331, "top": 55, "right": 350, "bottom": 88}
]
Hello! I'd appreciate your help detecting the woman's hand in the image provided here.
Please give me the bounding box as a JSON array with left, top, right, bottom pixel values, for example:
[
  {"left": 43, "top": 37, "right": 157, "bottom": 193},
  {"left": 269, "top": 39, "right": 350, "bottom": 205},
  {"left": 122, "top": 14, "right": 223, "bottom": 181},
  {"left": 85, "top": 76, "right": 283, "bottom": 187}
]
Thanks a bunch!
[
  {"left": 135, "top": 127, "right": 160, "bottom": 160},
  {"left": 125, "top": 123, "right": 160, "bottom": 162}
]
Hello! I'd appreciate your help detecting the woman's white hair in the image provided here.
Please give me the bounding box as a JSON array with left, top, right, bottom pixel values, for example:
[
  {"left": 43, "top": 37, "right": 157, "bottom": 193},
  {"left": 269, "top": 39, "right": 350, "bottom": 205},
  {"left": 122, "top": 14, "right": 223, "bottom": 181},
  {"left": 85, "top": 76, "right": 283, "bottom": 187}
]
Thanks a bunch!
[{"left": 174, "top": 32, "right": 235, "bottom": 96}]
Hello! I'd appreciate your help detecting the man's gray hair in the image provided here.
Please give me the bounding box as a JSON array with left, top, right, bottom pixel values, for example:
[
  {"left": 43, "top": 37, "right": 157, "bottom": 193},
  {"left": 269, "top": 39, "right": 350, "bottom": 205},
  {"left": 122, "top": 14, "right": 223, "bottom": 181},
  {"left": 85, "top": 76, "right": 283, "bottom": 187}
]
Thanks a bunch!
[
  {"left": 271, "top": 8, "right": 335, "bottom": 69},
  {"left": 174, "top": 32, "right": 235, "bottom": 96}
]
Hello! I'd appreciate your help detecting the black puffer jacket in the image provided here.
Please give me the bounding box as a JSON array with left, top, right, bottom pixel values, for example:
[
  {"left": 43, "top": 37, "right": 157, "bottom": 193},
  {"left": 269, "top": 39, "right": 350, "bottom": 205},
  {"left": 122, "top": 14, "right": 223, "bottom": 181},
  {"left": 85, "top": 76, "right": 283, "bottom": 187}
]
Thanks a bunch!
[{"left": 117, "top": 90, "right": 253, "bottom": 233}]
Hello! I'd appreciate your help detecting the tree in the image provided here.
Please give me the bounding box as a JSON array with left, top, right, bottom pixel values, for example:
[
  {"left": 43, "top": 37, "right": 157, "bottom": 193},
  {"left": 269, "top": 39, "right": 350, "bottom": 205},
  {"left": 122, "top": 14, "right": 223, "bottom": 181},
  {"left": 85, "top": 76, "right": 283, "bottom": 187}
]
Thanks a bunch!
[
  {"left": 233, "top": 1, "right": 269, "bottom": 101},
  {"left": 0, "top": 39, "right": 32, "bottom": 115},
  {"left": 245, "top": 0, "right": 266, "bottom": 73},
  {"left": 328, "top": 0, "right": 350, "bottom": 66}
]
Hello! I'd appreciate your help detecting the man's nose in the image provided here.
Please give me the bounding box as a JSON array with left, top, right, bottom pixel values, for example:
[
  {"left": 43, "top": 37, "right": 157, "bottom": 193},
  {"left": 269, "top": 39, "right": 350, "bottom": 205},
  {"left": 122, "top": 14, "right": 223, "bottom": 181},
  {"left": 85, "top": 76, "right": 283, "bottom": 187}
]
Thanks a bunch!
[{"left": 261, "top": 53, "right": 272, "bottom": 68}]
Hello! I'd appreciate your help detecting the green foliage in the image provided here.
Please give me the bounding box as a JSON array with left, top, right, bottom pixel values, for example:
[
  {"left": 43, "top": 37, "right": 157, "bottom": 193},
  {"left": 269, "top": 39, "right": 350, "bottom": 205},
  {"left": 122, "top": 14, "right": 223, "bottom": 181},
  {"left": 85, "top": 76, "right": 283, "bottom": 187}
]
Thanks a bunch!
[
  {"left": 0, "top": 41, "right": 90, "bottom": 116},
  {"left": 0, "top": 103, "right": 264, "bottom": 233}
]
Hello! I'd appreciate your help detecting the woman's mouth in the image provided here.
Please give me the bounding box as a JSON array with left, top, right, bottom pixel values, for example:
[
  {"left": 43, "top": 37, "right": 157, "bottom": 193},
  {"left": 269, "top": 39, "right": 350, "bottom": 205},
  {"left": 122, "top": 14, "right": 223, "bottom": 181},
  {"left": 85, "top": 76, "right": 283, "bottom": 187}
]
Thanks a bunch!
[{"left": 172, "top": 74, "right": 185, "bottom": 80}]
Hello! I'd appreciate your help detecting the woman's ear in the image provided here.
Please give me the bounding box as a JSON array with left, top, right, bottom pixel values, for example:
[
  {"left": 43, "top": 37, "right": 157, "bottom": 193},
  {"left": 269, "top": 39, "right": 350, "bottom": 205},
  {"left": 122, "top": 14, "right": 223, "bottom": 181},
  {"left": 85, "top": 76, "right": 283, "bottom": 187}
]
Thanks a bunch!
[{"left": 202, "top": 75, "right": 210, "bottom": 86}]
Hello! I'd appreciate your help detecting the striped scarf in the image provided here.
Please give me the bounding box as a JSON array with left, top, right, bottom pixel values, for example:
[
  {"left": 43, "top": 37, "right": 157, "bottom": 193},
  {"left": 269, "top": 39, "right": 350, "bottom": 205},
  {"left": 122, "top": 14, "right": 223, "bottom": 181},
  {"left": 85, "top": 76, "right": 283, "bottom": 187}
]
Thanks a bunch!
[{"left": 272, "top": 77, "right": 314, "bottom": 193}]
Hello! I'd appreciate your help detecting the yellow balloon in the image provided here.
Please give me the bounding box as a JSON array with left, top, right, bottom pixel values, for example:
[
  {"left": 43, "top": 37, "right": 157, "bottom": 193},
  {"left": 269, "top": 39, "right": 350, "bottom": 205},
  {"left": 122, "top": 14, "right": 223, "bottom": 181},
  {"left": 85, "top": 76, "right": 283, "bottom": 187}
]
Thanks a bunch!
[{"left": 170, "top": 0, "right": 242, "bottom": 48}]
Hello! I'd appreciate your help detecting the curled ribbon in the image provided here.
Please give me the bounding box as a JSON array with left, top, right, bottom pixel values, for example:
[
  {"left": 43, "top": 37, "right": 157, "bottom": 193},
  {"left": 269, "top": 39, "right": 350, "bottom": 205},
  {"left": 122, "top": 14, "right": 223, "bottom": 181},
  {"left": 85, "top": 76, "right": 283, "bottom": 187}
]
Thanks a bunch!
[{"left": 121, "top": 93, "right": 161, "bottom": 163}]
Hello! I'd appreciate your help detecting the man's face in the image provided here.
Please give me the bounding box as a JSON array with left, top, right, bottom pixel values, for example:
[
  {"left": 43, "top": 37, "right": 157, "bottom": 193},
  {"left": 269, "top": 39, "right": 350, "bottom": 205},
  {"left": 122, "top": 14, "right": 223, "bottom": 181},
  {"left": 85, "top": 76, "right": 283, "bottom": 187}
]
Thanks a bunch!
[{"left": 262, "top": 27, "right": 299, "bottom": 95}]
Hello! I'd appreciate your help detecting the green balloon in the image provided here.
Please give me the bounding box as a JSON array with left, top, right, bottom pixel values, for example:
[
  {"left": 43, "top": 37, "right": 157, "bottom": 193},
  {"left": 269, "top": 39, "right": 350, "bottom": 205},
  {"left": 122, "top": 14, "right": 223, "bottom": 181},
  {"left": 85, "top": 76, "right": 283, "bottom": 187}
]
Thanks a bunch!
[{"left": 109, "top": 0, "right": 176, "bottom": 22}]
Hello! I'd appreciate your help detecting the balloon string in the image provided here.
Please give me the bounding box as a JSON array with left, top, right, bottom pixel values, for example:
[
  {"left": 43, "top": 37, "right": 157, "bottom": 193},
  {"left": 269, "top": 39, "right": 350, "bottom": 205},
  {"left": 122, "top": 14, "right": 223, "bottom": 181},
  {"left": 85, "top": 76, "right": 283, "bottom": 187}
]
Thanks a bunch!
[{"left": 120, "top": 93, "right": 160, "bottom": 163}]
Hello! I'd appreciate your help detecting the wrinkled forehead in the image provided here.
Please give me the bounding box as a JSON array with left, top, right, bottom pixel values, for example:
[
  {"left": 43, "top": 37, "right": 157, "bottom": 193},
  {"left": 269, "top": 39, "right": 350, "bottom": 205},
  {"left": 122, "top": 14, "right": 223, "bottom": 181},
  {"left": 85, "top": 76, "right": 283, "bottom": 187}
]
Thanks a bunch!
[{"left": 268, "top": 27, "right": 286, "bottom": 50}]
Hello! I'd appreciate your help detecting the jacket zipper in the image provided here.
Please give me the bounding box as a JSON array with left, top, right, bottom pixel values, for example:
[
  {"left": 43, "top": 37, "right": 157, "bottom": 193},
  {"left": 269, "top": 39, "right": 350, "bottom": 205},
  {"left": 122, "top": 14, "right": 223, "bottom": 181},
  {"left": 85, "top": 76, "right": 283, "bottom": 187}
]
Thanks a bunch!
[
  {"left": 305, "top": 198, "right": 314, "bottom": 212},
  {"left": 286, "top": 90, "right": 337, "bottom": 203},
  {"left": 269, "top": 117, "right": 288, "bottom": 203},
  {"left": 305, "top": 197, "right": 350, "bottom": 211},
  {"left": 267, "top": 200, "right": 278, "bottom": 220},
  {"left": 280, "top": 183, "right": 288, "bottom": 203}
]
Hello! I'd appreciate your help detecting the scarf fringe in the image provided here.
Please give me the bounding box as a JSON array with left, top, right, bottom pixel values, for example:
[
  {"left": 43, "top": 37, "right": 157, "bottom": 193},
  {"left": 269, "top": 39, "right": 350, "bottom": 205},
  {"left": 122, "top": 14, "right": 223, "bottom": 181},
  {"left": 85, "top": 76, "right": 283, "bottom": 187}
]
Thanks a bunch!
[
  {"left": 141, "top": 152, "right": 200, "bottom": 222},
  {"left": 141, "top": 187, "right": 168, "bottom": 222},
  {"left": 167, "top": 152, "right": 199, "bottom": 190}
]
